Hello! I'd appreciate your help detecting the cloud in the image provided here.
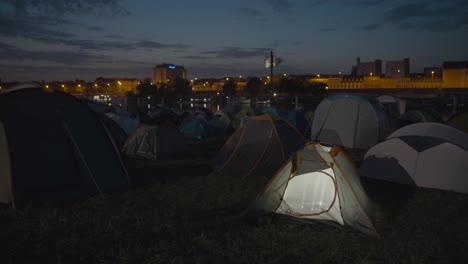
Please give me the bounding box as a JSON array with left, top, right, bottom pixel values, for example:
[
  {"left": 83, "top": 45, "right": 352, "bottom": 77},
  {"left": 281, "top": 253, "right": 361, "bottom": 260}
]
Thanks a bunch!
[
  {"left": 0, "top": 63, "right": 151, "bottom": 82},
  {"left": 381, "top": 1, "right": 468, "bottom": 32},
  {"left": 0, "top": 43, "right": 105, "bottom": 65},
  {"left": 310, "top": 0, "right": 392, "bottom": 6},
  {"left": 0, "top": 0, "right": 130, "bottom": 45},
  {"left": 177, "top": 55, "right": 213, "bottom": 60},
  {"left": 137, "top": 40, "right": 189, "bottom": 50},
  {"left": 1, "top": 0, "right": 129, "bottom": 17},
  {"left": 317, "top": 27, "right": 335, "bottom": 32},
  {"left": 238, "top": 7, "right": 260, "bottom": 17},
  {"left": 202, "top": 47, "right": 270, "bottom": 59},
  {"left": 363, "top": 23, "right": 379, "bottom": 31},
  {"left": 348, "top": 0, "right": 388, "bottom": 6},
  {"left": 0, "top": 16, "right": 76, "bottom": 39},
  {"left": 262, "top": 0, "right": 293, "bottom": 12}
]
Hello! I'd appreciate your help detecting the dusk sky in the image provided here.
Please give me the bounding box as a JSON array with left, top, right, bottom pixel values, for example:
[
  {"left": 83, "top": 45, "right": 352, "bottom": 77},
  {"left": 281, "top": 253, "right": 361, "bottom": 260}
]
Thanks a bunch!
[{"left": 1, "top": 0, "right": 467, "bottom": 82}]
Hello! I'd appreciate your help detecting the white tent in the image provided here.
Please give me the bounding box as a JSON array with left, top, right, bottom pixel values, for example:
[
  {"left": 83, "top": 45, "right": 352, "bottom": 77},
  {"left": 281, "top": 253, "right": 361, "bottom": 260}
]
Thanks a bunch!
[
  {"left": 123, "top": 124, "right": 188, "bottom": 160},
  {"left": 311, "top": 94, "right": 391, "bottom": 149},
  {"left": 250, "top": 142, "right": 378, "bottom": 236},
  {"left": 376, "top": 95, "right": 406, "bottom": 116},
  {"left": 360, "top": 122, "right": 468, "bottom": 193}
]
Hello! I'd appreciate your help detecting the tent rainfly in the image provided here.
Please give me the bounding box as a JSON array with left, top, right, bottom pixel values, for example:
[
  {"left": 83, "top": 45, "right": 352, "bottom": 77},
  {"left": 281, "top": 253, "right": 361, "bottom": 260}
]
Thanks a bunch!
[
  {"left": 249, "top": 142, "right": 379, "bottom": 237},
  {"left": 360, "top": 122, "right": 468, "bottom": 193},
  {"left": 212, "top": 115, "right": 306, "bottom": 178},
  {"left": 123, "top": 124, "right": 188, "bottom": 160},
  {"left": 311, "top": 94, "right": 391, "bottom": 149},
  {"left": 0, "top": 83, "right": 130, "bottom": 206}
]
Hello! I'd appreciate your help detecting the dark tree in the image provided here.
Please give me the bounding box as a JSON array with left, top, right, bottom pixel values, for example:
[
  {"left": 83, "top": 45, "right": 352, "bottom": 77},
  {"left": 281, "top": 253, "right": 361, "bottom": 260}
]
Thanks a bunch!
[
  {"left": 222, "top": 79, "right": 237, "bottom": 96},
  {"left": 277, "top": 78, "right": 304, "bottom": 95},
  {"left": 244, "top": 77, "right": 263, "bottom": 99},
  {"left": 173, "top": 78, "right": 192, "bottom": 101},
  {"left": 136, "top": 78, "right": 158, "bottom": 95},
  {"left": 305, "top": 82, "right": 327, "bottom": 96}
]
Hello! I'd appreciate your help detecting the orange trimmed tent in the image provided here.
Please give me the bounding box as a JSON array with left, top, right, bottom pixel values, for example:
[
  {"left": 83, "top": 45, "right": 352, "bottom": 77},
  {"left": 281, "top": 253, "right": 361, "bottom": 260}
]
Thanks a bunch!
[
  {"left": 212, "top": 115, "right": 306, "bottom": 178},
  {"left": 249, "top": 142, "right": 379, "bottom": 236}
]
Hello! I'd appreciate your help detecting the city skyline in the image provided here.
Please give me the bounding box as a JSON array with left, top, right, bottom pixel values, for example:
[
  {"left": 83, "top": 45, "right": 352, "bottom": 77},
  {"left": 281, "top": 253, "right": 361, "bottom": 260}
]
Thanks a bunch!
[{"left": 0, "top": 0, "right": 467, "bottom": 82}]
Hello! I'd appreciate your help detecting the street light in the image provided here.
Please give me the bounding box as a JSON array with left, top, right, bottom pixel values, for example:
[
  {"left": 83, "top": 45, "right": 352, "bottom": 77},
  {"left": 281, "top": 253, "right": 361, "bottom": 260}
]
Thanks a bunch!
[{"left": 431, "top": 70, "right": 435, "bottom": 80}]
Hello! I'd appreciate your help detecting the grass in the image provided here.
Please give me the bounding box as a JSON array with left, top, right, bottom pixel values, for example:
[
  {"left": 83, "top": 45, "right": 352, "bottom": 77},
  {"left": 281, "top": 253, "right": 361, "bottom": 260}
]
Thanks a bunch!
[{"left": 1, "top": 135, "right": 468, "bottom": 263}]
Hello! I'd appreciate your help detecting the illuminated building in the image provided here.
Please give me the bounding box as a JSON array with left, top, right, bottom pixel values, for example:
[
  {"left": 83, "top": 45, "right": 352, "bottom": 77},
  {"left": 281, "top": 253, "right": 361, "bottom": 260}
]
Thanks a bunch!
[{"left": 153, "top": 64, "right": 186, "bottom": 85}]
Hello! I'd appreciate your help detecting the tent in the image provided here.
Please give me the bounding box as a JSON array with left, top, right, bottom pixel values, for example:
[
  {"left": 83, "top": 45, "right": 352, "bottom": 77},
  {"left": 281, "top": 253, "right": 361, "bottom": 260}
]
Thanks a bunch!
[
  {"left": 82, "top": 100, "right": 128, "bottom": 149},
  {"left": 96, "top": 112, "right": 128, "bottom": 150},
  {"left": 360, "top": 122, "right": 468, "bottom": 193},
  {"left": 262, "top": 106, "right": 309, "bottom": 135},
  {"left": 396, "top": 110, "right": 438, "bottom": 128},
  {"left": 249, "top": 142, "right": 378, "bottom": 236},
  {"left": 211, "top": 110, "right": 231, "bottom": 130},
  {"left": 447, "top": 111, "right": 468, "bottom": 134},
  {"left": 376, "top": 95, "right": 406, "bottom": 117},
  {"left": 123, "top": 124, "right": 189, "bottom": 160},
  {"left": 212, "top": 115, "right": 306, "bottom": 178},
  {"left": 147, "top": 105, "right": 181, "bottom": 126},
  {"left": 0, "top": 84, "right": 130, "bottom": 206},
  {"left": 231, "top": 104, "right": 263, "bottom": 130},
  {"left": 311, "top": 94, "right": 391, "bottom": 149},
  {"left": 84, "top": 99, "right": 139, "bottom": 134}
]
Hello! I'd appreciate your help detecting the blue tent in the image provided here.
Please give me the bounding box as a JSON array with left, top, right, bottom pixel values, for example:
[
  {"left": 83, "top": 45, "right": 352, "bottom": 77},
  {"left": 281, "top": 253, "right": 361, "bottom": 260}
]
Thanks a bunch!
[{"left": 262, "top": 106, "right": 308, "bottom": 135}]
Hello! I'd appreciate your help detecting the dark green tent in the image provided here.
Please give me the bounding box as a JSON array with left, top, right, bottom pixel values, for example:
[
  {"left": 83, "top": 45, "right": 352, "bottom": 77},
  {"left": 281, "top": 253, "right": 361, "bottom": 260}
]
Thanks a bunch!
[{"left": 0, "top": 84, "right": 130, "bottom": 206}]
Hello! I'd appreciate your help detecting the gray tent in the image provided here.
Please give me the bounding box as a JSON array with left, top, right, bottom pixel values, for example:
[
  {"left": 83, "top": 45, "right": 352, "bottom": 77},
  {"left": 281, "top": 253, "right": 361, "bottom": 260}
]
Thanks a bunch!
[
  {"left": 123, "top": 124, "right": 189, "bottom": 160},
  {"left": 447, "top": 111, "right": 468, "bottom": 134},
  {"left": 0, "top": 84, "right": 130, "bottom": 206},
  {"left": 311, "top": 94, "right": 391, "bottom": 149},
  {"left": 360, "top": 122, "right": 468, "bottom": 193},
  {"left": 212, "top": 115, "right": 306, "bottom": 178},
  {"left": 250, "top": 142, "right": 378, "bottom": 236}
]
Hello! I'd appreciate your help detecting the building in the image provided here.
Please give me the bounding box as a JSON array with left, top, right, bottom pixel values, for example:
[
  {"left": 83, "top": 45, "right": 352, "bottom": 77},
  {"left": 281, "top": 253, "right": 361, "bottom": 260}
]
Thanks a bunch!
[
  {"left": 385, "top": 58, "right": 410, "bottom": 78},
  {"left": 355, "top": 57, "right": 382, "bottom": 76},
  {"left": 94, "top": 77, "right": 140, "bottom": 95},
  {"left": 442, "top": 61, "right": 468, "bottom": 88},
  {"left": 153, "top": 64, "right": 186, "bottom": 85},
  {"left": 424, "top": 66, "right": 443, "bottom": 78}
]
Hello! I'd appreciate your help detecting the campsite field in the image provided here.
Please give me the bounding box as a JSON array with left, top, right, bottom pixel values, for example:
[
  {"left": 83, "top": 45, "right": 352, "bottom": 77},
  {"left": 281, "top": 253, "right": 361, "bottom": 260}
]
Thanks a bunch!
[{"left": 1, "top": 135, "right": 467, "bottom": 263}]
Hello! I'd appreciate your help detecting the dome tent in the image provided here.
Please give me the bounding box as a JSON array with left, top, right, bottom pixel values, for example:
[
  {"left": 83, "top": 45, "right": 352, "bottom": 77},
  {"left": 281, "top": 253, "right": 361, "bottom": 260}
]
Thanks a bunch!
[
  {"left": 360, "top": 122, "right": 468, "bottom": 193},
  {"left": 0, "top": 84, "right": 130, "bottom": 206},
  {"left": 376, "top": 94, "right": 406, "bottom": 116},
  {"left": 212, "top": 115, "right": 306, "bottom": 179},
  {"left": 249, "top": 142, "right": 378, "bottom": 237},
  {"left": 123, "top": 124, "right": 189, "bottom": 160},
  {"left": 396, "top": 110, "right": 438, "bottom": 129},
  {"left": 447, "top": 111, "right": 468, "bottom": 134},
  {"left": 311, "top": 94, "right": 391, "bottom": 149}
]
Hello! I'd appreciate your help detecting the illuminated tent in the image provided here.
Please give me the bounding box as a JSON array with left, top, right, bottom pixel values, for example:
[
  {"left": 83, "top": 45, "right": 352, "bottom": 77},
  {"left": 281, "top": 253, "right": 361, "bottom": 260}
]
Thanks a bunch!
[
  {"left": 212, "top": 115, "right": 306, "bottom": 179},
  {"left": 0, "top": 84, "right": 130, "bottom": 206},
  {"left": 249, "top": 142, "right": 378, "bottom": 236},
  {"left": 311, "top": 94, "right": 391, "bottom": 149},
  {"left": 360, "top": 122, "right": 468, "bottom": 193}
]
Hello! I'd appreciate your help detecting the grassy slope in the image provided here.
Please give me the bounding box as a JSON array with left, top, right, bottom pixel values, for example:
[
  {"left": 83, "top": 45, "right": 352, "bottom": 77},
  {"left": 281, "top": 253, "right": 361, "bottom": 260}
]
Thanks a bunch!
[{"left": 1, "top": 136, "right": 467, "bottom": 263}]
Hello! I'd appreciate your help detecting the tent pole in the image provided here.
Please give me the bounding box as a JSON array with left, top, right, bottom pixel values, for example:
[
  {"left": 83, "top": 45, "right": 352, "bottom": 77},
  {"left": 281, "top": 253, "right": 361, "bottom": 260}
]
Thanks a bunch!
[{"left": 63, "top": 122, "right": 103, "bottom": 196}]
